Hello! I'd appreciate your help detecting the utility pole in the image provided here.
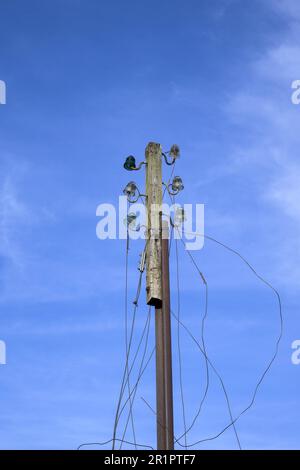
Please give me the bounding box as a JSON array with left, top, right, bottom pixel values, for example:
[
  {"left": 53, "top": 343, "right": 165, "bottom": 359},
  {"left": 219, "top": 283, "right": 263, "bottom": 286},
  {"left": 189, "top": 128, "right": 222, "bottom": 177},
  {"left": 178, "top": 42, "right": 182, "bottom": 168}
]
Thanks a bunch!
[
  {"left": 123, "top": 141, "right": 181, "bottom": 450},
  {"left": 145, "top": 142, "right": 174, "bottom": 450}
]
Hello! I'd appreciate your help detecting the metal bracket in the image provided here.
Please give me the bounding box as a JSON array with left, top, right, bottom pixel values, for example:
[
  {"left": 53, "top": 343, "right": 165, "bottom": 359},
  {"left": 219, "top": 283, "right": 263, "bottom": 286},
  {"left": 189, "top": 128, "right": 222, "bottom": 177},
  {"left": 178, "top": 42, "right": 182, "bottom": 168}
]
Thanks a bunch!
[{"left": 138, "top": 250, "right": 146, "bottom": 273}]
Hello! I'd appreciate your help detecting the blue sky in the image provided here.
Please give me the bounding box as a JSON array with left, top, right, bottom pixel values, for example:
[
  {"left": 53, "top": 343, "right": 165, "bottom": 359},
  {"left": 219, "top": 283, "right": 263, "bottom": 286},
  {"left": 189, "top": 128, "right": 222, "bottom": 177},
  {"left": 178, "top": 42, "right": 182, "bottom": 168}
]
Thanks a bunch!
[{"left": 0, "top": 0, "right": 299, "bottom": 450}]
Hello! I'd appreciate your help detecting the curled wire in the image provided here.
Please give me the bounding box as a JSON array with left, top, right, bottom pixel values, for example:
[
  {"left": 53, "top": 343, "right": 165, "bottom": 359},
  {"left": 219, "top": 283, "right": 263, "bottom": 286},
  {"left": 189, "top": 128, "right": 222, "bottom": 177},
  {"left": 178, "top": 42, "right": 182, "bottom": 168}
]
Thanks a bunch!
[
  {"left": 174, "top": 229, "right": 283, "bottom": 448},
  {"left": 77, "top": 439, "right": 154, "bottom": 450}
]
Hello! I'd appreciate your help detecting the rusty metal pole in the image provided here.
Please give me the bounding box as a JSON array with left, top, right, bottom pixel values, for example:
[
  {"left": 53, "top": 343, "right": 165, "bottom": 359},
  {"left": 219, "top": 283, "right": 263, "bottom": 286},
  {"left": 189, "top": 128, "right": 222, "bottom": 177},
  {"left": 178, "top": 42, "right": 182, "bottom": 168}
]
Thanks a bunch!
[
  {"left": 161, "top": 219, "right": 174, "bottom": 449},
  {"left": 155, "top": 303, "right": 167, "bottom": 449}
]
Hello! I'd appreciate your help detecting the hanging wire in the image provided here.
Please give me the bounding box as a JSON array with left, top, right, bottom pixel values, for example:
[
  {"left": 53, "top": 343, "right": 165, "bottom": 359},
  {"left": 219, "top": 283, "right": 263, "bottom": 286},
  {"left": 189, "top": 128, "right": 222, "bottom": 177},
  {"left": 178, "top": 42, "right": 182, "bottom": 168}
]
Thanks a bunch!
[
  {"left": 174, "top": 226, "right": 241, "bottom": 449},
  {"left": 111, "top": 236, "right": 137, "bottom": 449},
  {"left": 173, "top": 224, "right": 211, "bottom": 445},
  {"left": 168, "top": 193, "right": 233, "bottom": 447},
  {"left": 163, "top": 160, "right": 176, "bottom": 199},
  {"left": 123, "top": 224, "right": 136, "bottom": 448},
  {"left": 167, "top": 171, "right": 188, "bottom": 447},
  {"left": 117, "top": 345, "right": 156, "bottom": 430},
  {"left": 170, "top": 221, "right": 282, "bottom": 448},
  {"left": 77, "top": 263, "right": 152, "bottom": 451},
  {"left": 113, "top": 304, "right": 152, "bottom": 443},
  {"left": 111, "top": 240, "right": 148, "bottom": 449},
  {"left": 172, "top": 229, "right": 282, "bottom": 448},
  {"left": 77, "top": 439, "right": 154, "bottom": 450},
  {"left": 139, "top": 296, "right": 242, "bottom": 450},
  {"left": 171, "top": 309, "right": 240, "bottom": 447},
  {"left": 140, "top": 303, "right": 241, "bottom": 451},
  {"left": 174, "top": 227, "right": 188, "bottom": 448},
  {"left": 169, "top": 221, "right": 174, "bottom": 253},
  {"left": 161, "top": 194, "right": 242, "bottom": 449},
  {"left": 140, "top": 395, "right": 181, "bottom": 443},
  {"left": 111, "top": 304, "right": 137, "bottom": 448},
  {"left": 119, "top": 306, "right": 152, "bottom": 445},
  {"left": 141, "top": 396, "right": 157, "bottom": 416}
]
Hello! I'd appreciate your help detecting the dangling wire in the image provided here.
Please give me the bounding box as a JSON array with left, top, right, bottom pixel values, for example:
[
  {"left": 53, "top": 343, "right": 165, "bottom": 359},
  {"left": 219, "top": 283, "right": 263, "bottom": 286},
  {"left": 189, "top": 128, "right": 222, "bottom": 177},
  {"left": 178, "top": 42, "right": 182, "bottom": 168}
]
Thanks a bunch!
[
  {"left": 169, "top": 193, "right": 226, "bottom": 448},
  {"left": 174, "top": 222, "right": 188, "bottom": 448},
  {"left": 174, "top": 232, "right": 212, "bottom": 447},
  {"left": 173, "top": 229, "right": 282, "bottom": 448},
  {"left": 111, "top": 239, "right": 148, "bottom": 449},
  {"left": 117, "top": 344, "right": 156, "bottom": 430},
  {"left": 119, "top": 306, "right": 152, "bottom": 445},
  {"left": 163, "top": 160, "right": 176, "bottom": 199},
  {"left": 111, "top": 295, "right": 137, "bottom": 449},
  {"left": 168, "top": 190, "right": 189, "bottom": 448},
  {"left": 140, "top": 395, "right": 182, "bottom": 444},
  {"left": 114, "top": 304, "right": 152, "bottom": 441},
  {"left": 78, "top": 249, "right": 152, "bottom": 451},
  {"left": 165, "top": 186, "right": 242, "bottom": 448},
  {"left": 171, "top": 309, "right": 239, "bottom": 448},
  {"left": 174, "top": 226, "right": 241, "bottom": 449},
  {"left": 77, "top": 439, "right": 154, "bottom": 450},
  {"left": 140, "top": 301, "right": 244, "bottom": 450},
  {"left": 123, "top": 224, "right": 136, "bottom": 448}
]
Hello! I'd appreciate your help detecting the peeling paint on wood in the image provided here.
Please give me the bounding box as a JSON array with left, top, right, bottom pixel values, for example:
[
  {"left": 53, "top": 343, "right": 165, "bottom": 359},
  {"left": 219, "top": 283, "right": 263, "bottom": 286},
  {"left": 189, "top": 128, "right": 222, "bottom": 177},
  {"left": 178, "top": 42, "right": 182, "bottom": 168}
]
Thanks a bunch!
[{"left": 145, "top": 142, "right": 162, "bottom": 307}]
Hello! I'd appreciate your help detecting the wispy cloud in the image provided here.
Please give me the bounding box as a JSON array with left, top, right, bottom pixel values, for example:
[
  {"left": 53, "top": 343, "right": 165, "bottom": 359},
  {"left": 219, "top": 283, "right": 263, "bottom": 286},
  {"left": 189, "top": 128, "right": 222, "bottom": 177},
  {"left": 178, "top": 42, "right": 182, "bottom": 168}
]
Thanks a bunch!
[
  {"left": 0, "top": 174, "right": 33, "bottom": 268},
  {"left": 0, "top": 157, "right": 128, "bottom": 303},
  {"left": 219, "top": 1, "right": 300, "bottom": 287},
  {"left": 265, "top": 0, "right": 300, "bottom": 20}
]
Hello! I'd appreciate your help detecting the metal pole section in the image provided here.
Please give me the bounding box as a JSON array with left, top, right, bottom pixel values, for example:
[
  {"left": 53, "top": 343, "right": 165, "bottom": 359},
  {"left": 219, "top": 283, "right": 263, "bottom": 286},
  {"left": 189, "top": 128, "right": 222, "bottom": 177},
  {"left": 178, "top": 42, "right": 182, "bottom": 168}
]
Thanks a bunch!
[
  {"left": 161, "top": 219, "right": 174, "bottom": 449},
  {"left": 155, "top": 304, "right": 167, "bottom": 450}
]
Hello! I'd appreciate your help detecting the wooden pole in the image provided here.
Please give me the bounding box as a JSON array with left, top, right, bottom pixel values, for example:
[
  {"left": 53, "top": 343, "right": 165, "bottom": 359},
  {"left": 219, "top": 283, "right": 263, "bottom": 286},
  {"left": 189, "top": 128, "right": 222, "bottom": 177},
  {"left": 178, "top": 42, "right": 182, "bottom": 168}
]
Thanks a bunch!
[
  {"left": 145, "top": 142, "right": 162, "bottom": 308},
  {"left": 145, "top": 142, "right": 174, "bottom": 450}
]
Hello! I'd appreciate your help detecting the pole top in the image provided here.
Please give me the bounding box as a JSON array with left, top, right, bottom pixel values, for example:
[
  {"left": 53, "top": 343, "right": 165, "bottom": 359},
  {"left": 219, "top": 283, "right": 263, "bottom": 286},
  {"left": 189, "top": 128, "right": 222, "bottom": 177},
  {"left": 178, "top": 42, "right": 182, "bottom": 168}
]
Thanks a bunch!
[{"left": 146, "top": 142, "right": 162, "bottom": 153}]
